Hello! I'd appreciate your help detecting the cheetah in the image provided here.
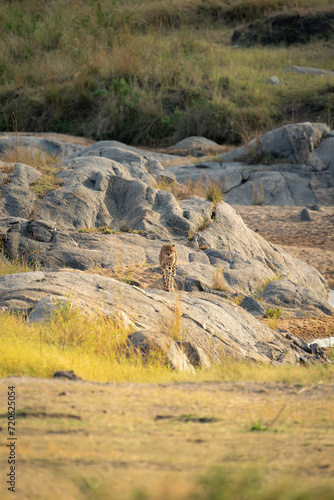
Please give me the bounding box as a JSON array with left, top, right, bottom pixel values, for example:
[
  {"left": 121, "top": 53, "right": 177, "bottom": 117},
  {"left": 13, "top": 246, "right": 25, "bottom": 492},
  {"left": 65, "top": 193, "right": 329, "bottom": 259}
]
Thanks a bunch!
[{"left": 159, "top": 244, "right": 177, "bottom": 292}]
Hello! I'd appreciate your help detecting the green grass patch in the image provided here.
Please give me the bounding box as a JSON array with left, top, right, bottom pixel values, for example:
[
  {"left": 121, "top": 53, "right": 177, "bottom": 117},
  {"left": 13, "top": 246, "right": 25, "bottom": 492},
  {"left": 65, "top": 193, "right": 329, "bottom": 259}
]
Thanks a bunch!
[
  {"left": 30, "top": 173, "right": 64, "bottom": 199},
  {"left": 265, "top": 307, "right": 283, "bottom": 319},
  {"left": 249, "top": 421, "right": 269, "bottom": 431}
]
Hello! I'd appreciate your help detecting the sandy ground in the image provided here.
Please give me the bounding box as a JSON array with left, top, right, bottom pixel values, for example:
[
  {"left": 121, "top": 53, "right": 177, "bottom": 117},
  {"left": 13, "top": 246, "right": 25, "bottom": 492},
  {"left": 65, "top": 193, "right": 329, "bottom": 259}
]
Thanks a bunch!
[
  {"left": 1, "top": 377, "right": 333, "bottom": 500},
  {"left": 234, "top": 205, "right": 334, "bottom": 341},
  {"left": 234, "top": 205, "right": 334, "bottom": 289}
]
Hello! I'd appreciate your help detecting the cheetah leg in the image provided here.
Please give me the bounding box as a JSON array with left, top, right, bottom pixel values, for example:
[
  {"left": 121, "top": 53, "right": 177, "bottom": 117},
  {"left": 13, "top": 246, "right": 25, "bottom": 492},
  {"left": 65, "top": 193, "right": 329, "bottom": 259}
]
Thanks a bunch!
[
  {"left": 170, "top": 266, "right": 177, "bottom": 291},
  {"left": 167, "top": 271, "right": 173, "bottom": 292},
  {"left": 162, "top": 271, "right": 168, "bottom": 291},
  {"left": 169, "top": 274, "right": 174, "bottom": 291},
  {"left": 166, "top": 274, "right": 170, "bottom": 292}
]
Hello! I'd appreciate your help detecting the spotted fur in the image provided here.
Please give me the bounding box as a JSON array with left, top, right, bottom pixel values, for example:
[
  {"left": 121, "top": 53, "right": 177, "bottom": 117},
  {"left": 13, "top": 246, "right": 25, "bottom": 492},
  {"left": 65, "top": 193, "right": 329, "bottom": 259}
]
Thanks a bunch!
[{"left": 159, "top": 244, "right": 177, "bottom": 292}]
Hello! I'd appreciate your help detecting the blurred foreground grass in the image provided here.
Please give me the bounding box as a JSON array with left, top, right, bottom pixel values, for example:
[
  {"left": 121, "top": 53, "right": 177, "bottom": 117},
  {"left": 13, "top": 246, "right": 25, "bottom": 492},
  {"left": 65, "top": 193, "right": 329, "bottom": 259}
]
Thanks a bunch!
[{"left": 0, "top": 373, "right": 334, "bottom": 500}]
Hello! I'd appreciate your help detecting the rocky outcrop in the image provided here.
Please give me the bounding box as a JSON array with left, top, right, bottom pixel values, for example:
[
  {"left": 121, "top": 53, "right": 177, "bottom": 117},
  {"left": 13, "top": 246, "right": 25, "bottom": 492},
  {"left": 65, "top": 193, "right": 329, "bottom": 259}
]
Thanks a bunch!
[
  {"left": 260, "top": 279, "right": 333, "bottom": 317},
  {"left": 168, "top": 123, "right": 334, "bottom": 207},
  {"left": 0, "top": 270, "right": 328, "bottom": 367},
  {"left": 127, "top": 331, "right": 196, "bottom": 373},
  {"left": 0, "top": 129, "right": 331, "bottom": 315},
  {"left": 0, "top": 201, "right": 329, "bottom": 316},
  {"left": 0, "top": 156, "right": 188, "bottom": 238},
  {"left": 0, "top": 125, "right": 333, "bottom": 368}
]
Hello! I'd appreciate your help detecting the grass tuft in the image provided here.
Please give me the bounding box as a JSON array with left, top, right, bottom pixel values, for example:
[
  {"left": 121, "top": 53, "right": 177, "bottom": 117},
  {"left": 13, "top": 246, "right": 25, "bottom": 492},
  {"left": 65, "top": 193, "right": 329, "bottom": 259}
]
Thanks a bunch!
[
  {"left": 249, "top": 421, "right": 268, "bottom": 432},
  {"left": 156, "top": 178, "right": 206, "bottom": 200},
  {"left": 205, "top": 178, "right": 224, "bottom": 206},
  {"left": 0, "top": 250, "right": 39, "bottom": 276},
  {"left": 212, "top": 264, "right": 229, "bottom": 292}
]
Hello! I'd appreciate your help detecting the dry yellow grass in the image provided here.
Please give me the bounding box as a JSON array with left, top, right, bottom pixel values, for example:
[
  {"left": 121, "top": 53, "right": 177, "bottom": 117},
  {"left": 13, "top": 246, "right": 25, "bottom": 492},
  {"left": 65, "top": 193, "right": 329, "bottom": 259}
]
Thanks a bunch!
[
  {"left": 0, "top": 251, "right": 38, "bottom": 276},
  {"left": 0, "top": 145, "right": 64, "bottom": 199},
  {"left": 261, "top": 314, "right": 334, "bottom": 341},
  {"left": 212, "top": 264, "right": 229, "bottom": 292},
  {"left": 155, "top": 177, "right": 206, "bottom": 200},
  {"left": 0, "top": 145, "right": 60, "bottom": 171},
  {"left": 1, "top": 307, "right": 334, "bottom": 385}
]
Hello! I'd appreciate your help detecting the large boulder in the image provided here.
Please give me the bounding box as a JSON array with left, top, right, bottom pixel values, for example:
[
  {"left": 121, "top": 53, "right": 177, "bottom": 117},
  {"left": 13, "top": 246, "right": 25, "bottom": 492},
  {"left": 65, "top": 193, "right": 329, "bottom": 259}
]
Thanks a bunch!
[
  {"left": 168, "top": 161, "right": 246, "bottom": 192},
  {"left": 224, "top": 169, "right": 318, "bottom": 206},
  {"left": 127, "top": 331, "right": 196, "bottom": 373},
  {"left": 0, "top": 163, "right": 41, "bottom": 218},
  {"left": 255, "top": 122, "right": 330, "bottom": 163},
  {"left": 0, "top": 156, "right": 190, "bottom": 237},
  {"left": 76, "top": 146, "right": 159, "bottom": 185},
  {"left": 260, "top": 279, "right": 333, "bottom": 316},
  {"left": 170, "top": 136, "right": 218, "bottom": 150}
]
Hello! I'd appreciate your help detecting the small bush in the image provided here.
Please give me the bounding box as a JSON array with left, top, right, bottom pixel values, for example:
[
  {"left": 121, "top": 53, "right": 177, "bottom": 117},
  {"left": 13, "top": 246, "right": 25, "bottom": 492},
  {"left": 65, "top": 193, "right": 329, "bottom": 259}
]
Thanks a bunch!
[{"left": 265, "top": 307, "right": 283, "bottom": 319}]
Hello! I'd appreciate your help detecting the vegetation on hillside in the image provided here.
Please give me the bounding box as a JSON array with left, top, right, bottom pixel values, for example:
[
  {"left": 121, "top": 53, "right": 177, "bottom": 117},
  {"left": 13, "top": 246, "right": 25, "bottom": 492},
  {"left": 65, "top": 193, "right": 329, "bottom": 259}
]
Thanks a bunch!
[{"left": 0, "top": 0, "right": 333, "bottom": 145}]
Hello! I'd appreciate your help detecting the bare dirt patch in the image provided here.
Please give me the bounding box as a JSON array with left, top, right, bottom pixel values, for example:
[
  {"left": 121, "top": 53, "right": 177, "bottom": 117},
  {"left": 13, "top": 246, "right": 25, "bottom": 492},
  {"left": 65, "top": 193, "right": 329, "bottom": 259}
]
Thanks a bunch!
[
  {"left": 235, "top": 205, "right": 334, "bottom": 289},
  {"left": 236, "top": 204, "right": 334, "bottom": 341},
  {"left": 262, "top": 315, "right": 334, "bottom": 342}
]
